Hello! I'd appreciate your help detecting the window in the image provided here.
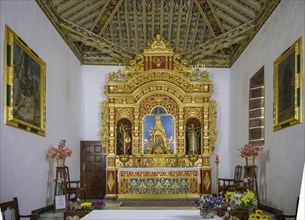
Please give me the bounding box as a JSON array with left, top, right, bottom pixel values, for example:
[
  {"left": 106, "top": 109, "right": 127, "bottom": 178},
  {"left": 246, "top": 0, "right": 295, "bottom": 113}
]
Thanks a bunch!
[{"left": 249, "top": 67, "right": 264, "bottom": 146}]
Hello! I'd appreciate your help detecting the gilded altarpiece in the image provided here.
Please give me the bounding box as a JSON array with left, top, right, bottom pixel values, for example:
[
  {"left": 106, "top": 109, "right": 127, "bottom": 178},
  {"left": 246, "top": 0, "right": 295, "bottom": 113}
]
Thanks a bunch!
[{"left": 100, "top": 35, "right": 217, "bottom": 199}]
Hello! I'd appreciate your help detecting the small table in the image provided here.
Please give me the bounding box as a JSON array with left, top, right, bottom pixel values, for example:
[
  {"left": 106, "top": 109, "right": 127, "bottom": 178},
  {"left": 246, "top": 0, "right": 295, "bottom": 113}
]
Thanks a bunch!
[{"left": 80, "top": 210, "right": 222, "bottom": 220}]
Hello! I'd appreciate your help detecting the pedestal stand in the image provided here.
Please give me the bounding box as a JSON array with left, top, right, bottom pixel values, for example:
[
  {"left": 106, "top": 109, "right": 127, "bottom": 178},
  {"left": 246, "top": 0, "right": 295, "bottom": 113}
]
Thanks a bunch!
[
  {"left": 53, "top": 166, "right": 67, "bottom": 212},
  {"left": 244, "top": 165, "right": 259, "bottom": 203}
]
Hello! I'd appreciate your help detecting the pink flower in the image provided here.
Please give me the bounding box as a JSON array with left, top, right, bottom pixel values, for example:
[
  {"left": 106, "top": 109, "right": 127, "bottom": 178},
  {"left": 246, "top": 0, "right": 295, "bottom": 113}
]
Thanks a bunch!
[
  {"left": 239, "top": 143, "right": 263, "bottom": 158},
  {"left": 47, "top": 139, "right": 72, "bottom": 159}
]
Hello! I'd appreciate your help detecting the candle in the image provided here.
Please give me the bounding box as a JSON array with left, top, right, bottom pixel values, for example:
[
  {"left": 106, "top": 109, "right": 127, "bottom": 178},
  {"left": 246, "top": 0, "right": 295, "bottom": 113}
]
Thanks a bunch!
[{"left": 216, "top": 155, "right": 219, "bottom": 161}]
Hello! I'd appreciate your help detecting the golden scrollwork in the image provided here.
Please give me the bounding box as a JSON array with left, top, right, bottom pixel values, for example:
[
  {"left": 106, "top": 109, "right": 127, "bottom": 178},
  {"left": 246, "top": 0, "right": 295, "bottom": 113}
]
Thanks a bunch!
[
  {"left": 100, "top": 35, "right": 218, "bottom": 198},
  {"left": 115, "top": 108, "right": 134, "bottom": 122},
  {"left": 100, "top": 100, "right": 109, "bottom": 154},
  {"left": 144, "top": 35, "right": 173, "bottom": 53}
]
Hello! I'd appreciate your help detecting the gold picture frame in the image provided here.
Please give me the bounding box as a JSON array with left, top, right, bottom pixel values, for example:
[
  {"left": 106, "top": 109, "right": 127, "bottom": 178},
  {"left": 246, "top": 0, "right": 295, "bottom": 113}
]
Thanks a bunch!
[
  {"left": 4, "top": 25, "right": 46, "bottom": 136},
  {"left": 273, "top": 37, "right": 302, "bottom": 131}
]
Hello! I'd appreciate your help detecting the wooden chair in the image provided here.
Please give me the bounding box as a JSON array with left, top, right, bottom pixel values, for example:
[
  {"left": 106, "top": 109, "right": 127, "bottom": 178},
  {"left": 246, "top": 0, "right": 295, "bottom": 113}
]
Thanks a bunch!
[
  {"left": 63, "top": 166, "right": 87, "bottom": 200},
  {"left": 218, "top": 165, "right": 244, "bottom": 196},
  {"left": 0, "top": 197, "right": 39, "bottom": 220}
]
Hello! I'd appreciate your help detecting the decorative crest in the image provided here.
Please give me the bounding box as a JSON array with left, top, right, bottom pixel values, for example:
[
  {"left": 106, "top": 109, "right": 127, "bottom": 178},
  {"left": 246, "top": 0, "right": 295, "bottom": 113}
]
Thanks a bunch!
[{"left": 144, "top": 35, "right": 173, "bottom": 53}]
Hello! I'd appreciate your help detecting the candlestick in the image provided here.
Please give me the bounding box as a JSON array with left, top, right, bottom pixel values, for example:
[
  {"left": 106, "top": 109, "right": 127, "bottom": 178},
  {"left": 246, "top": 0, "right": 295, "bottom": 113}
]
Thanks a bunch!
[{"left": 215, "top": 159, "right": 220, "bottom": 197}]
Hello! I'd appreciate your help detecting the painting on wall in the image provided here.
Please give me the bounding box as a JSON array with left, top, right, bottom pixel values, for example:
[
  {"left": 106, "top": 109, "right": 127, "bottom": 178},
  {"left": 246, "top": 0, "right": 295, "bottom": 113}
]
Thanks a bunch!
[
  {"left": 4, "top": 25, "right": 46, "bottom": 136},
  {"left": 273, "top": 37, "right": 302, "bottom": 131}
]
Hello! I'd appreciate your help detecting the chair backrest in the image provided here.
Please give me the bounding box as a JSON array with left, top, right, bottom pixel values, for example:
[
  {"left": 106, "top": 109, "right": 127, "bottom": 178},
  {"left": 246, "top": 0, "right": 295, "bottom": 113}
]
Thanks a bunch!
[
  {"left": 63, "top": 166, "right": 71, "bottom": 186},
  {"left": 233, "top": 165, "right": 243, "bottom": 181},
  {"left": 0, "top": 197, "right": 21, "bottom": 220}
]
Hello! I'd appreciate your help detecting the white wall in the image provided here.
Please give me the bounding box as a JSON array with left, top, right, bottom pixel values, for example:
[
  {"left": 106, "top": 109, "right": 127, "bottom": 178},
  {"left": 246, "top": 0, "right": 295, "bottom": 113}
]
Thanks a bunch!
[
  {"left": 0, "top": 0, "right": 82, "bottom": 214},
  {"left": 81, "top": 65, "right": 117, "bottom": 140},
  {"left": 231, "top": 0, "right": 305, "bottom": 214}
]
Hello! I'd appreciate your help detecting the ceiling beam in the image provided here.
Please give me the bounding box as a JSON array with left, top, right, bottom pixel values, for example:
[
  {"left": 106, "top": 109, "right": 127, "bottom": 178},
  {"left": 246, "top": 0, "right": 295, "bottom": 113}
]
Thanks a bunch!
[
  {"left": 59, "top": 17, "right": 133, "bottom": 59},
  {"left": 152, "top": 0, "right": 155, "bottom": 38},
  {"left": 61, "top": 0, "right": 93, "bottom": 18},
  {"left": 142, "top": 0, "right": 147, "bottom": 45},
  {"left": 117, "top": 10, "right": 123, "bottom": 47},
  {"left": 175, "top": 0, "right": 184, "bottom": 52},
  {"left": 90, "top": 0, "right": 111, "bottom": 32},
  {"left": 240, "top": 0, "right": 261, "bottom": 12},
  {"left": 168, "top": 0, "right": 174, "bottom": 42},
  {"left": 213, "top": 0, "right": 249, "bottom": 24},
  {"left": 207, "top": 0, "right": 225, "bottom": 33},
  {"left": 193, "top": 0, "right": 216, "bottom": 37},
  {"left": 133, "top": 0, "right": 139, "bottom": 52},
  {"left": 124, "top": 0, "right": 131, "bottom": 49},
  {"left": 68, "top": 1, "right": 104, "bottom": 23},
  {"left": 220, "top": 0, "right": 256, "bottom": 18},
  {"left": 217, "top": 11, "right": 241, "bottom": 27},
  {"left": 160, "top": 0, "right": 164, "bottom": 36},
  {"left": 98, "top": 0, "right": 124, "bottom": 36},
  {"left": 183, "top": 0, "right": 194, "bottom": 51},
  {"left": 78, "top": 10, "right": 101, "bottom": 27},
  {"left": 191, "top": 11, "right": 200, "bottom": 49},
  {"left": 57, "top": 0, "right": 79, "bottom": 14},
  {"left": 184, "top": 19, "right": 256, "bottom": 59}
]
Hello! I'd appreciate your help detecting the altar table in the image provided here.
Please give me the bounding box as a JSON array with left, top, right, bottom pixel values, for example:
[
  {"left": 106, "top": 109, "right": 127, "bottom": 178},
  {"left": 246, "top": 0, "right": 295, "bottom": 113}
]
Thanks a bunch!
[
  {"left": 80, "top": 210, "right": 222, "bottom": 220},
  {"left": 117, "top": 167, "right": 201, "bottom": 199}
]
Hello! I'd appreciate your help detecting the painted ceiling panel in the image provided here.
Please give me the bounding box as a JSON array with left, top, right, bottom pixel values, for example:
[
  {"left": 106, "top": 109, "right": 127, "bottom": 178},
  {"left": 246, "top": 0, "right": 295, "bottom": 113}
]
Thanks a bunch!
[{"left": 36, "top": 0, "right": 280, "bottom": 67}]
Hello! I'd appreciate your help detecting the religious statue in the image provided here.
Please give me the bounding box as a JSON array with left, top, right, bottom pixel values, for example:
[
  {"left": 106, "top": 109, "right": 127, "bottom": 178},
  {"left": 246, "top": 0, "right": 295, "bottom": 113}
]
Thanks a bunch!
[
  {"left": 119, "top": 124, "right": 131, "bottom": 155},
  {"left": 148, "top": 110, "right": 171, "bottom": 154},
  {"left": 187, "top": 123, "right": 200, "bottom": 154}
]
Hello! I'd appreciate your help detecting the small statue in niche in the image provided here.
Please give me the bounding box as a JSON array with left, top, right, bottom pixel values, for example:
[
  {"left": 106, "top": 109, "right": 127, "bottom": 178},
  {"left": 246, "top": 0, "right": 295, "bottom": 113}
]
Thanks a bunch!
[
  {"left": 186, "top": 123, "right": 201, "bottom": 154},
  {"left": 118, "top": 124, "right": 132, "bottom": 155}
]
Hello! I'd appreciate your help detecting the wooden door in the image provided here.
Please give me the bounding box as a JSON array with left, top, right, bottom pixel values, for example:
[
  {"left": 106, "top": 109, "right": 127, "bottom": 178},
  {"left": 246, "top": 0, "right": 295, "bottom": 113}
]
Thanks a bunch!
[{"left": 81, "top": 141, "right": 106, "bottom": 198}]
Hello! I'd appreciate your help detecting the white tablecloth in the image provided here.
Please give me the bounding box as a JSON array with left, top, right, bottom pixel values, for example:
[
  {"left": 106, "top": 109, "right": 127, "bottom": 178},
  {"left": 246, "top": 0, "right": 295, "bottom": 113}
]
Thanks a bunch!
[{"left": 80, "top": 210, "right": 222, "bottom": 220}]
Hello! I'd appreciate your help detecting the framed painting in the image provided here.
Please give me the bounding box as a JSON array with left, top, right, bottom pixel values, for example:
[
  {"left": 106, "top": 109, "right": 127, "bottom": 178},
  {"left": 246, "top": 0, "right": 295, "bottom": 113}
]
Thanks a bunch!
[
  {"left": 4, "top": 25, "right": 46, "bottom": 136},
  {"left": 273, "top": 37, "right": 302, "bottom": 131}
]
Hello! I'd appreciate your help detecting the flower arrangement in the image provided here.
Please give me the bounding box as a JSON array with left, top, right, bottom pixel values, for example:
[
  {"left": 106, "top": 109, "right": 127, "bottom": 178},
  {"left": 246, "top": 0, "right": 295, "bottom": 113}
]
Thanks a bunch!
[
  {"left": 66, "top": 200, "right": 105, "bottom": 211},
  {"left": 224, "top": 190, "right": 258, "bottom": 211},
  {"left": 244, "top": 176, "right": 255, "bottom": 191},
  {"left": 48, "top": 139, "right": 72, "bottom": 159},
  {"left": 195, "top": 195, "right": 226, "bottom": 211},
  {"left": 239, "top": 143, "right": 263, "bottom": 158}
]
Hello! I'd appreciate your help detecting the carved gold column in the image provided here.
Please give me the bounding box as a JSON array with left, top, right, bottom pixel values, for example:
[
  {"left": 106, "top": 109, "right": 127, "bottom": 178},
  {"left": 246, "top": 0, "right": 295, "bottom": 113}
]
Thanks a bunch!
[
  {"left": 134, "top": 107, "right": 140, "bottom": 154},
  {"left": 178, "top": 108, "right": 184, "bottom": 154},
  {"left": 105, "top": 107, "right": 117, "bottom": 198}
]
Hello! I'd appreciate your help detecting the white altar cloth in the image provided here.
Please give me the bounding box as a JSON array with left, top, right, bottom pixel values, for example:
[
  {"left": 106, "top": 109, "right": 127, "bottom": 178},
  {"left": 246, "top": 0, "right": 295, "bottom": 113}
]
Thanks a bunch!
[
  {"left": 80, "top": 210, "right": 222, "bottom": 220},
  {"left": 118, "top": 167, "right": 201, "bottom": 183}
]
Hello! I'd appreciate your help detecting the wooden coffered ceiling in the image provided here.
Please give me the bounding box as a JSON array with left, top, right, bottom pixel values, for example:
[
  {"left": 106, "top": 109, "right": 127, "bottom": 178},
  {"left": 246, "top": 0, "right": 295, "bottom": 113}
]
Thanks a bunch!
[{"left": 36, "top": 0, "right": 280, "bottom": 67}]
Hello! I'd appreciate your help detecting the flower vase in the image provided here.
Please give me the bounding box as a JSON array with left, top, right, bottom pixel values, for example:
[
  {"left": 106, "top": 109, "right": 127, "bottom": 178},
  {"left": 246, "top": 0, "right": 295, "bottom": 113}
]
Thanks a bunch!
[
  {"left": 245, "top": 156, "right": 255, "bottom": 166},
  {"left": 200, "top": 209, "right": 216, "bottom": 219},
  {"left": 56, "top": 158, "right": 65, "bottom": 167}
]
